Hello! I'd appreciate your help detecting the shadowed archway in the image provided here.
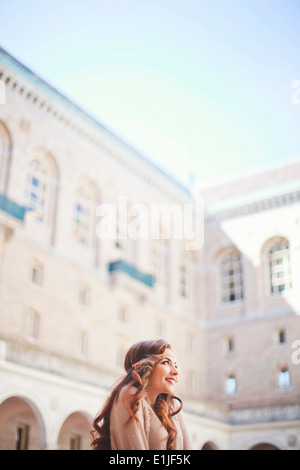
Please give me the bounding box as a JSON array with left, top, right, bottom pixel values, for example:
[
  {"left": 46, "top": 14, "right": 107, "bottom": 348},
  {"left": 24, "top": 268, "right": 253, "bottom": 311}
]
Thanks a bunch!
[{"left": 250, "top": 442, "right": 280, "bottom": 450}]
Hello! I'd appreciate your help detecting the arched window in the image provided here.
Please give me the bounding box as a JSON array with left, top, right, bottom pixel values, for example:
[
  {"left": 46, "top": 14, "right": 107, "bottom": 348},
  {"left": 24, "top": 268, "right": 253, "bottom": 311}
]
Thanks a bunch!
[
  {"left": 220, "top": 250, "right": 243, "bottom": 302},
  {"left": 25, "top": 151, "right": 58, "bottom": 225},
  {"left": 268, "top": 238, "right": 292, "bottom": 294},
  {"left": 73, "top": 180, "right": 97, "bottom": 246}
]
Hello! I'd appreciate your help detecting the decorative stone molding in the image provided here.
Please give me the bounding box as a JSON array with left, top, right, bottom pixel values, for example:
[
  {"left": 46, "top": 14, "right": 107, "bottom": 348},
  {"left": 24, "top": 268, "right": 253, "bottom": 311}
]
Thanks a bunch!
[{"left": 205, "top": 189, "right": 300, "bottom": 221}]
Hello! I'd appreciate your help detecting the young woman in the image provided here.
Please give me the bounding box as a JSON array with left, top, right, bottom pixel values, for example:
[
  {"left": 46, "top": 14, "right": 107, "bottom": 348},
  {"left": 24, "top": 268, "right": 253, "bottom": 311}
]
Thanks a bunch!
[{"left": 91, "top": 339, "right": 191, "bottom": 450}]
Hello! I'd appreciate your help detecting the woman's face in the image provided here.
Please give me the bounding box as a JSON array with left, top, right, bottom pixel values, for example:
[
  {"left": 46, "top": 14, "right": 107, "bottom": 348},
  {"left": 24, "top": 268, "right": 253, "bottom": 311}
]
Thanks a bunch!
[{"left": 147, "top": 348, "right": 179, "bottom": 399}]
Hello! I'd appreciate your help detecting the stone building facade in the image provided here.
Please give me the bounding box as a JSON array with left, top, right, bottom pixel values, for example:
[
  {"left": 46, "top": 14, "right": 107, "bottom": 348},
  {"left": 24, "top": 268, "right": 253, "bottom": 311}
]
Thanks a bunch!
[{"left": 0, "top": 47, "right": 299, "bottom": 450}]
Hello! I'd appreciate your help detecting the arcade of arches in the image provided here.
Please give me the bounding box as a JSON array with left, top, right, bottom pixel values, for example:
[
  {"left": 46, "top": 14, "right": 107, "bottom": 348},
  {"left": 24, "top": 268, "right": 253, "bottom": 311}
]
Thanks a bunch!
[
  {"left": 201, "top": 442, "right": 280, "bottom": 451},
  {"left": 0, "top": 396, "right": 91, "bottom": 450},
  {"left": 0, "top": 395, "right": 281, "bottom": 450}
]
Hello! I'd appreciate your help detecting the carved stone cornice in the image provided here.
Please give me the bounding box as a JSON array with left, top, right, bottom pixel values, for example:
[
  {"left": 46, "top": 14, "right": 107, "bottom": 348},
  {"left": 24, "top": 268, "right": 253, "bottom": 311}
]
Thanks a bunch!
[{"left": 205, "top": 186, "right": 300, "bottom": 221}]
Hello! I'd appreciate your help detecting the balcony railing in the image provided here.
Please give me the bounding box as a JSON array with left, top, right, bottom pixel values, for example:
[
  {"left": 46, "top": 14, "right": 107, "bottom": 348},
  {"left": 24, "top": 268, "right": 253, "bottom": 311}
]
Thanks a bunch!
[
  {"left": 108, "top": 259, "right": 155, "bottom": 288},
  {"left": 0, "top": 194, "right": 27, "bottom": 221}
]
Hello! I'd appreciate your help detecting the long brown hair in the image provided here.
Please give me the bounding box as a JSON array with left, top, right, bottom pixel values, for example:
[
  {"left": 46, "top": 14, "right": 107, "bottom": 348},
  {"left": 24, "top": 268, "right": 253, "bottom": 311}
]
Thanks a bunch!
[{"left": 90, "top": 339, "right": 182, "bottom": 450}]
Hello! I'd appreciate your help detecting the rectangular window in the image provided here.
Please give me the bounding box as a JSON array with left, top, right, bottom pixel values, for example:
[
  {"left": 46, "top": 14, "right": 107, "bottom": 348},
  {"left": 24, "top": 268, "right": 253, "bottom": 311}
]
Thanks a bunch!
[
  {"left": 32, "top": 177, "right": 39, "bottom": 187},
  {"left": 179, "top": 255, "right": 192, "bottom": 299},
  {"left": 117, "top": 344, "right": 126, "bottom": 368},
  {"left": 16, "top": 424, "right": 29, "bottom": 450},
  {"left": 78, "top": 285, "right": 90, "bottom": 306},
  {"left": 269, "top": 240, "right": 292, "bottom": 295},
  {"left": 150, "top": 240, "right": 167, "bottom": 287},
  {"left": 180, "top": 264, "right": 187, "bottom": 297},
  {"left": 70, "top": 435, "right": 81, "bottom": 450},
  {"left": 26, "top": 159, "right": 50, "bottom": 223},
  {"left": 26, "top": 309, "right": 39, "bottom": 340},
  {"left": 225, "top": 375, "right": 236, "bottom": 395},
  {"left": 73, "top": 185, "right": 94, "bottom": 246},
  {"left": 118, "top": 304, "right": 129, "bottom": 323},
  {"left": 31, "top": 261, "right": 43, "bottom": 286},
  {"left": 221, "top": 252, "right": 243, "bottom": 303},
  {"left": 227, "top": 337, "right": 234, "bottom": 353},
  {"left": 187, "top": 370, "right": 197, "bottom": 396},
  {"left": 278, "top": 329, "right": 286, "bottom": 345},
  {"left": 76, "top": 330, "right": 88, "bottom": 356},
  {"left": 278, "top": 368, "right": 290, "bottom": 389},
  {"left": 155, "top": 320, "right": 165, "bottom": 338},
  {"left": 115, "top": 221, "right": 128, "bottom": 252},
  {"left": 186, "top": 333, "right": 197, "bottom": 354}
]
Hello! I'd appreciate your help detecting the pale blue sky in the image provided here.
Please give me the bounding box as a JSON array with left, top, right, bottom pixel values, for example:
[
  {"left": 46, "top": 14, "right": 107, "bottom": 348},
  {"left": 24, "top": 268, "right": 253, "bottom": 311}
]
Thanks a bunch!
[{"left": 1, "top": 0, "right": 300, "bottom": 185}]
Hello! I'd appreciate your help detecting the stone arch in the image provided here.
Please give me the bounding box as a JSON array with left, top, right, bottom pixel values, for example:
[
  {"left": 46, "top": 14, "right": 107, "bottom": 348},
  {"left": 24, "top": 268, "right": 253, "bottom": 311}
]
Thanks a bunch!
[
  {"left": 260, "top": 234, "right": 290, "bottom": 255},
  {"left": 249, "top": 442, "right": 280, "bottom": 450},
  {"left": 211, "top": 244, "right": 239, "bottom": 264},
  {"left": 201, "top": 441, "right": 219, "bottom": 450},
  {"left": 242, "top": 435, "right": 284, "bottom": 450},
  {"left": 57, "top": 411, "right": 92, "bottom": 450},
  {"left": 76, "top": 175, "right": 100, "bottom": 202},
  {"left": 0, "top": 395, "right": 46, "bottom": 450},
  {"left": 260, "top": 235, "right": 290, "bottom": 270}
]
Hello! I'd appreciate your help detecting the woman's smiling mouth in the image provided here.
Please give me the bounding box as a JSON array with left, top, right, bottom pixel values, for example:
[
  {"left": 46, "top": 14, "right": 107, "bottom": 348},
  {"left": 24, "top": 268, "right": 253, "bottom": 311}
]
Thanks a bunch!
[{"left": 165, "top": 378, "right": 176, "bottom": 385}]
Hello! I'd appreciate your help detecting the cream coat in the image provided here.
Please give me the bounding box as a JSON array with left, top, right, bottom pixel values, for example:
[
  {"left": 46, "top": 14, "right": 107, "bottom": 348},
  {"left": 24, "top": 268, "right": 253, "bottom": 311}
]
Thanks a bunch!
[{"left": 110, "top": 386, "right": 192, "bottom": 450}]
